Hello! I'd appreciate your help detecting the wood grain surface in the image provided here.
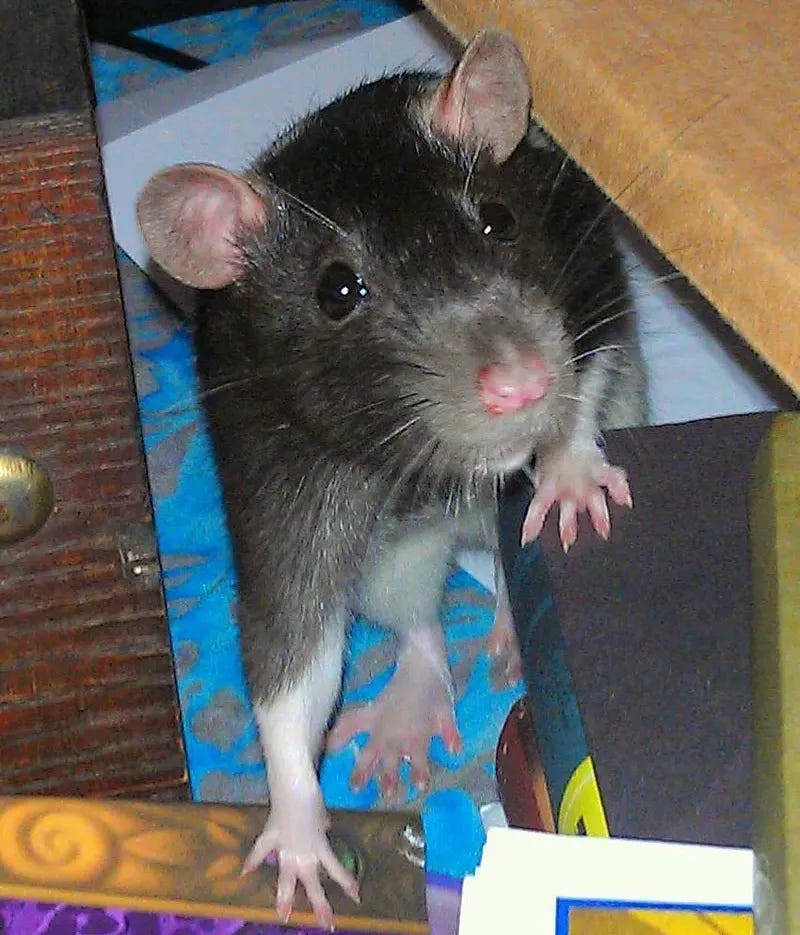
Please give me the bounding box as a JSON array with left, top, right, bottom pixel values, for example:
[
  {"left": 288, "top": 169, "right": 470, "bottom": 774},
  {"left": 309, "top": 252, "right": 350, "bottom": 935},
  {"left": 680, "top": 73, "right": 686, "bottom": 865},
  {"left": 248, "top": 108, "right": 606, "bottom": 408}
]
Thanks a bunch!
[
  {"left": 423, "top": 0, "right": 800, "bottom": 395},
  {"left": 0, "top": 0, "right": 186, "bottom": 800}
]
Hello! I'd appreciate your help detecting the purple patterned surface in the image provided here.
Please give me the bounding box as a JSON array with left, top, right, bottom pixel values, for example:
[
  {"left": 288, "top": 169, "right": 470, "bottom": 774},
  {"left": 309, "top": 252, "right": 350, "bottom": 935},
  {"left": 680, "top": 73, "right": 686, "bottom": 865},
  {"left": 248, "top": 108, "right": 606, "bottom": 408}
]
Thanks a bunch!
[{"left": 0, "top": 901, "right": 380, "bottom": 935}]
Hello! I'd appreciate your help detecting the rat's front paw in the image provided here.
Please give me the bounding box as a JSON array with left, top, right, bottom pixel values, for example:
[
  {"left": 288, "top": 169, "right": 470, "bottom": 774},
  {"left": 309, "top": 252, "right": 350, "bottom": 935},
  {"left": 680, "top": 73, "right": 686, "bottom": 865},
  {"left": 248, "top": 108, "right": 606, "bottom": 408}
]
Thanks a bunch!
[
  {"left": 242, "top": 797, "right": 359, "bottom": 930},
  {"left": 487, "top": 584, "right": 523, "bottom": 685},
  {"left": 521, "top": 445, "right": 632, "bottom": 551},
  {"left": 327, "top": 654, "right": 461, "bottom": 799}
]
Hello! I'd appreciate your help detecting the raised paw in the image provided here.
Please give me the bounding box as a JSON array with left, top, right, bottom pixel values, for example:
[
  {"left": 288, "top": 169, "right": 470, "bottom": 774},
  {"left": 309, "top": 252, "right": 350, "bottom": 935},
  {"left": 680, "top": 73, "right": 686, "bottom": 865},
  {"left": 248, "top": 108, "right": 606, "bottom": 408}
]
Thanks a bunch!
[
  {"left": 521, "top": 446, "right": 632, "bottom": 551},
  {"left": 327, "top": 650, "right": 462, "bottom": 799},
  {"left": 241, "top": 795, "right": 359, "bottom": 930}
]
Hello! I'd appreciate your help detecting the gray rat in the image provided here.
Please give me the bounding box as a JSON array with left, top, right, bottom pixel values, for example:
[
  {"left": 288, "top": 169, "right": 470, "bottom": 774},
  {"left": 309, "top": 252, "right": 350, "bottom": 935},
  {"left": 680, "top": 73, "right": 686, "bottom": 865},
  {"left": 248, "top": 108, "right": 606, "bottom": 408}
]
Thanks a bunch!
[{"left": 137, "top": 30, "right": 646, "bottom": 928}]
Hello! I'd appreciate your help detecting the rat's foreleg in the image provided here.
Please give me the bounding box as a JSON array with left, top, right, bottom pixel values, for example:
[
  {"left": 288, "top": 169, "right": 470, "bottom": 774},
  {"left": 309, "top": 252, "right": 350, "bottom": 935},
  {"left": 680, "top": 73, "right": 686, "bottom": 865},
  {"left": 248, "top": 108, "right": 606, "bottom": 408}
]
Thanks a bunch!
[
  {"left": 521, "top": 354, "right": 637, "bottom": 550},
  {"left": 243, "top": 622, "right": 358, "bottom": 929}
]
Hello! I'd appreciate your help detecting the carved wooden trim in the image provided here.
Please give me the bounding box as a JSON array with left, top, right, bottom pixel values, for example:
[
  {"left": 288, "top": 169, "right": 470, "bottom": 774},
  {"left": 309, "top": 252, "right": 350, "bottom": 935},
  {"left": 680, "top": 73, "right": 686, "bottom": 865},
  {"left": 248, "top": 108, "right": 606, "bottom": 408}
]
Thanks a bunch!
[{"left": 0, "top": 795, "right": 428, "bottom": 932}]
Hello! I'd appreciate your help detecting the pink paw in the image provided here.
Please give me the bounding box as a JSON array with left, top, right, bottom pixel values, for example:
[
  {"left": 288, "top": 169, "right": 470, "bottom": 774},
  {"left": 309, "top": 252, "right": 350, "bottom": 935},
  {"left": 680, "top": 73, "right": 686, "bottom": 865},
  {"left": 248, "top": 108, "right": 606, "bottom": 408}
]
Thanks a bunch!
[
  {"left": 521, "top": 447, "right": 632, "bottom": 551},
  {"left": 241, "top": 796, "right": 359, "bottom": 930},
  {"left": 487, "top": 576, "right": 523, "bottom": 685},
  {"left": 327, "top": 665, "right": 462, "bottom": 799}
]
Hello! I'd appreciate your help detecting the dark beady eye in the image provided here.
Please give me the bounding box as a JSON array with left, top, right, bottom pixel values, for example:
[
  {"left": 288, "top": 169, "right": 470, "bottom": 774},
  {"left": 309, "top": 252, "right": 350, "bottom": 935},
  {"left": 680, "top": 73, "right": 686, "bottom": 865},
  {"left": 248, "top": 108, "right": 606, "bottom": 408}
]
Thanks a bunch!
[
  {"left": 316, "top": 262, "right": 369, "bottom": 321},
  {"left": 479, "top": 201, "right": 519, "bottom": 242}
]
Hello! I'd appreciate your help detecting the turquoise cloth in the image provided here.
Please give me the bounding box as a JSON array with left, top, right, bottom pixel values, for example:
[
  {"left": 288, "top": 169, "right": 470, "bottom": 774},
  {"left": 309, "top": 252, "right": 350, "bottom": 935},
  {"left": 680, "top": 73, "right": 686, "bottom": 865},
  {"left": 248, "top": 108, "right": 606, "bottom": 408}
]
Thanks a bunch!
[
  {"left": 96, "top": 2, "right": 523, "bottom": 880},
  {"left": 91, "top": 1, "right": 419, "bottom": 103}
]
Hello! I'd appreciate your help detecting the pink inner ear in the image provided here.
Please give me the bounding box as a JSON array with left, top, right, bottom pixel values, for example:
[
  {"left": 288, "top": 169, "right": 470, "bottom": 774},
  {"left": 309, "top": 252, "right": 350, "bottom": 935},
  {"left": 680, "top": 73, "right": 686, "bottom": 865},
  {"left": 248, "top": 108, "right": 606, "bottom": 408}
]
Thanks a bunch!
[
  {"left": 138, "top": 163, "right": 267, "bottom": 289},
  {"left": 429, "top": 31, "right": 531, "bottom": 164},
  {"left": 179, "top": 184, "right": 249, "bottom": 278}
]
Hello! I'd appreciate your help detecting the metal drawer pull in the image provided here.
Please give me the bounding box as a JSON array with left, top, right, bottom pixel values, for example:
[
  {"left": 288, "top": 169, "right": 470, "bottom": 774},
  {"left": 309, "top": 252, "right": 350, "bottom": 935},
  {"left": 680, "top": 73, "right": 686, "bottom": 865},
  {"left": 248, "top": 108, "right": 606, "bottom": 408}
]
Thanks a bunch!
[{"left": 0, "top": 450, "right": 54, "bottom": 546}]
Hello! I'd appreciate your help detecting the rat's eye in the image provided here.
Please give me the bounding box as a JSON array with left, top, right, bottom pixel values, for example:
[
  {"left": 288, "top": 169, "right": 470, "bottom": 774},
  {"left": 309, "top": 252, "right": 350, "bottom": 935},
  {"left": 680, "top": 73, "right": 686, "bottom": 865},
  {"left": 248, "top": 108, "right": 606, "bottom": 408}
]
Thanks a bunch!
[
  {"left": 316, "top": 262, "right": 369, "bottom": 321},
  {"left": 479, "top": 201, "right": 519, "bottom": 242}
]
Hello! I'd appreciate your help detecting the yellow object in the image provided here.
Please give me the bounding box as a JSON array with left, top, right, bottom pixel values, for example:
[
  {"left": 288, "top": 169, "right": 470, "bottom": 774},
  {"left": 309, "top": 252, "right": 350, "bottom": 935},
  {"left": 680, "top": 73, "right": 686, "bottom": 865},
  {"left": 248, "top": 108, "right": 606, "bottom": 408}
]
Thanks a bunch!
[
  {"left": 569, "top": 906, "right": 753, "bottom": 935},
  {"left": 751, "top": 413, "right": 800, "bottom": 935},
  {"left": 558, "top": 755, "right": 610, "bottom": 837}
]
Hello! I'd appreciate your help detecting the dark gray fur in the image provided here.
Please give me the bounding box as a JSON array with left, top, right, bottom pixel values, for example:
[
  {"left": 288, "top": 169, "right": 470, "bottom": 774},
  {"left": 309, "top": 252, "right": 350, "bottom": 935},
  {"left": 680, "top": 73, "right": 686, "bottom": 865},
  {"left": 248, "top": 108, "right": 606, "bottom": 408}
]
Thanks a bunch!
[{"left": 192, "top": 71, "right": 644, "bottom": 704}]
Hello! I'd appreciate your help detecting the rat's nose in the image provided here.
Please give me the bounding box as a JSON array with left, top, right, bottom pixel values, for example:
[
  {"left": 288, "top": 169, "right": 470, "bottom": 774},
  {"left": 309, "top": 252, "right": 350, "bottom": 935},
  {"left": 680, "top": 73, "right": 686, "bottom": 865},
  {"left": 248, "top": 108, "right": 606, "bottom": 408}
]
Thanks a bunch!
[{"left": 477, "top": 355, "right": 552, "bottom": 415}]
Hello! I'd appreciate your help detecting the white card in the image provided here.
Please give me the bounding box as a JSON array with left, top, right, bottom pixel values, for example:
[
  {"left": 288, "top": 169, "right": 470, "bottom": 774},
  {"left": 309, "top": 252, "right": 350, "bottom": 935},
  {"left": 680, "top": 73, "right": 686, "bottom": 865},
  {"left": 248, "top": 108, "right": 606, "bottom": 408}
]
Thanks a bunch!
[{"left": 459, "top": 828, "right": 753, "bottom": 934}]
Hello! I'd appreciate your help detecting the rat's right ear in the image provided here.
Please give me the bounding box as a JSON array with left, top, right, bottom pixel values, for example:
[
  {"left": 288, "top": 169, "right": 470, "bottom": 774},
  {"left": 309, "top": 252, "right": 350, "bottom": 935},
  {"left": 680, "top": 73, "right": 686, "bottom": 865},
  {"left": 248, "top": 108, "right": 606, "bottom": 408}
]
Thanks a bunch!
[{"left": 137, "top": 163, "right": 267, "bottom": 289}]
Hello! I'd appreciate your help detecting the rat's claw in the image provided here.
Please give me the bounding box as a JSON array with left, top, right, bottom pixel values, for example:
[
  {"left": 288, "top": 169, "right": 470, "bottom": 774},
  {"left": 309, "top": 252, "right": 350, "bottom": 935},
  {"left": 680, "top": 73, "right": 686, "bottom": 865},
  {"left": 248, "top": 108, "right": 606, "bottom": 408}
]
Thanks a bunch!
[
  {"left": 587, "top": 489, "right": 611, "bottom": 540},
  {"left": 410, "top": 758, "right": 432, "bottom": 791},
  {"left": 378, "top": 762, "right": 401, "bottom": 800},
  {"left": 351, "top": 734, "right": 431, "bottom": 798},
  {"left": 604, "top": 467, "right": 632, "bottom": 508},
  {"left": 271, "top": 843, "right": 358, "bottom": 931},
  {"left": 520, "top": 492, "right": 551, "bottom": 546},
  {"left": 558, "top": 498, "right": 578, "bottom": 552},
  {"left": 350, "top": 744, "right": 380, "bottom": 791},
  {"left": 274, "top": 853, "right": 339, "bottom": 932},
  {"left": 436, "top": 715, "right": 463, "bottom": 755},
  {"left": 318, "top": 838, "right": 360, "bottom": 903},
  {"left": 275, "top": 862, "right": 299, "bottom": 924},
  {"left": 288, "top": 865, "right": 332, "bottom": 931}
]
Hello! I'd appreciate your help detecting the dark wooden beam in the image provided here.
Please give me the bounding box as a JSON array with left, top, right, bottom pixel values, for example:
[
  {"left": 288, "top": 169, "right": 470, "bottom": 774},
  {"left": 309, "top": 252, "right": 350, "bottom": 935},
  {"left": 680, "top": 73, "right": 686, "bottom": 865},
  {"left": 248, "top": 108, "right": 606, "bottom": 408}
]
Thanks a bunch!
[{"left": 0, "top": 0, "right": 187, "bottom": 800}]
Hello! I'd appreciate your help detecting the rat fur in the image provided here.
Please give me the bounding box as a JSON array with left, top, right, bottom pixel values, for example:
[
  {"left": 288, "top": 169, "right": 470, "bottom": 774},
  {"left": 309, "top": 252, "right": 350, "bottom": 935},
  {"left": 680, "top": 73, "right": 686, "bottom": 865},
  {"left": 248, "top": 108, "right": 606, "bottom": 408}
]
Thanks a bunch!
[{"left": 137, "top": 30, "right": 646, "bottom": 926}]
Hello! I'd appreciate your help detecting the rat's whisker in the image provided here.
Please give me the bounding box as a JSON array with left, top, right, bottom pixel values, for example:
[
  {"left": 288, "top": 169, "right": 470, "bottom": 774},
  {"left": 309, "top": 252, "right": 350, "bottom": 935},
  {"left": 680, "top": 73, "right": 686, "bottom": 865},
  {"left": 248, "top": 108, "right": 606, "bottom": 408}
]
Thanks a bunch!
[
  {"left": 567, "top": 267, "right": 690, "bottom": 351},
  {"left": 539, "top": 149, "right": 572, "bottom": 224},
  {"left": 572, "top": 307, "right": 636, "bottom": 345},
  {"left": 462, "top": 135, "right": 485, "bottom": 199},
  {"left": 565, "top": 344, "right": 629, "bottom": 367},
  {"left": 397, "top": 360, "right": 447, "bottom": 381},
  {"left": 267, "top": 178, "right": 351, "bottom": 239}
]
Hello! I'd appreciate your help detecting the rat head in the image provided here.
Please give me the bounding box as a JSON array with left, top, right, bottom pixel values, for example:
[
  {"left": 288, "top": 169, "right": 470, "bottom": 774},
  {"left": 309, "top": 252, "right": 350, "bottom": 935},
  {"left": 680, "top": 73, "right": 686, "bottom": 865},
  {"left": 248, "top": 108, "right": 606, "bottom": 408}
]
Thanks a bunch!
[{"left": 138, "top": 31, "right": 627, "bottom": 487}]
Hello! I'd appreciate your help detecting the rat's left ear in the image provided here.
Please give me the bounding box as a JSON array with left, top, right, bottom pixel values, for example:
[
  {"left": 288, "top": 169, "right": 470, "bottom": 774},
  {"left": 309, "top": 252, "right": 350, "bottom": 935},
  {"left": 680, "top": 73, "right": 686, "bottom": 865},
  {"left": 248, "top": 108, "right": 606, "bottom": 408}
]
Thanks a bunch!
[{"left": 419, "top": 30, "right": 531, "bottom": 164}]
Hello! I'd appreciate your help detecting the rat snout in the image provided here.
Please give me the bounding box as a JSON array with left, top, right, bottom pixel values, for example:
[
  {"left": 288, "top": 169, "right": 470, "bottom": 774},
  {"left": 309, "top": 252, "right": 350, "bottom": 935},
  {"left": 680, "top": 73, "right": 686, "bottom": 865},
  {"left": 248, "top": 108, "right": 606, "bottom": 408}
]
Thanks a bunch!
[{"left": 477, "top": 353, "right": 552, "bottom": 415}]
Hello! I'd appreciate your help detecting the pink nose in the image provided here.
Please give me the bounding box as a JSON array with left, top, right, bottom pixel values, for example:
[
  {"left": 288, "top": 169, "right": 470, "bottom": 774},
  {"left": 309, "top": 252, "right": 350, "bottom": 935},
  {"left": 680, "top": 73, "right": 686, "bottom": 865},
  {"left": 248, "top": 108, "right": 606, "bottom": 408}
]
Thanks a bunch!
[{"left": 477, "top": 356, "right": 551, "bottom": 415}]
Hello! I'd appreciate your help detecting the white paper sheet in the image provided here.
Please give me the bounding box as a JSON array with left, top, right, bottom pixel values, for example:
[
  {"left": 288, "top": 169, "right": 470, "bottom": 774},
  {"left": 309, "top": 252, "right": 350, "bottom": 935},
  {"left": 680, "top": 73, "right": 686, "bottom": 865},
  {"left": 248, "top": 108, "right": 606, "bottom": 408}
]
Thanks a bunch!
[{"left": 459, "top": 828, "right": 753, "bottom": 934}]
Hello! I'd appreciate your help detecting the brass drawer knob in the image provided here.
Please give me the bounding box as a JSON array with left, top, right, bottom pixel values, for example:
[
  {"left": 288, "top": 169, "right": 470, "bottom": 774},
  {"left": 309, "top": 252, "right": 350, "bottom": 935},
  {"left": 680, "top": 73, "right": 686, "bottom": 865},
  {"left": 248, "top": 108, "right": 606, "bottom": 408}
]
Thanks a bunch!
[{"left": 0, "top": 450, "right": 54, "bottom": 546}]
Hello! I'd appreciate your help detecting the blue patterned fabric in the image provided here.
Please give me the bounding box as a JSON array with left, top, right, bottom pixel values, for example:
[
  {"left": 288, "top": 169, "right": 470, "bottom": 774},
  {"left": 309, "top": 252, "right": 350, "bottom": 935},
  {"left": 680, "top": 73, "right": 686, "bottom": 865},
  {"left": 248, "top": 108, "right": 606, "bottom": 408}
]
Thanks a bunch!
[
  {"left": 97, "top": 3, "right": 523, "bottom": 881},
  {"left": 91, "top": 2, "right": 420, "bottom": 103}
]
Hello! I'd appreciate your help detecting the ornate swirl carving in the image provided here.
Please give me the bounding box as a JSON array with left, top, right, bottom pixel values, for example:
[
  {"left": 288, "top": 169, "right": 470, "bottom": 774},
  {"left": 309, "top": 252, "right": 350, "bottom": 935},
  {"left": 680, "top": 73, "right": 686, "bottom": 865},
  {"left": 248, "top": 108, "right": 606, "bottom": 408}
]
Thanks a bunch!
[
  {"left": 0, "top": 797, "right": 427, "bottom": 929},
  {"left": 0, "top": 800, "right": 116, "bottom": 886}
]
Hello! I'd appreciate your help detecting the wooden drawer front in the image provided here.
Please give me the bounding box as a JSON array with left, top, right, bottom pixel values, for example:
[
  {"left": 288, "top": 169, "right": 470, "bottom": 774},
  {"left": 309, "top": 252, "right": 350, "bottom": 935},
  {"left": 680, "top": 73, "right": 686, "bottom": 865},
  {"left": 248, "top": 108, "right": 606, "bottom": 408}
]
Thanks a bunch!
[{"left": 0, "top": 109, "right": 187, "bottom": 800}]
